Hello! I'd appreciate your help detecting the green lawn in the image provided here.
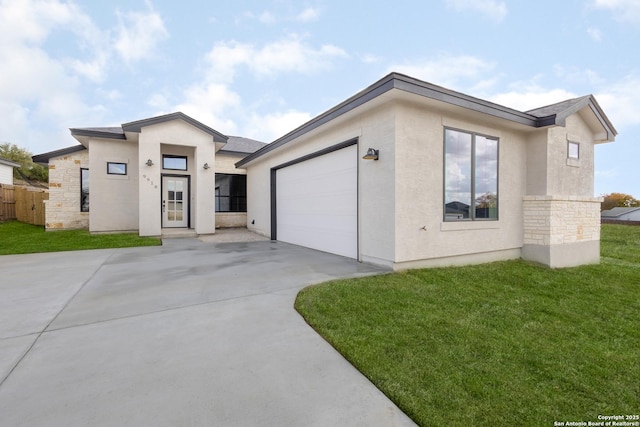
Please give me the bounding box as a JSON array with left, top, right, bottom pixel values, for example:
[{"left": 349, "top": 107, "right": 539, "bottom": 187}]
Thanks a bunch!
[
  {"left": 0, "top": 220, "right": 161, "bottom": 255},
  {"left": 295, "top": 224, "right": 640, "bottom": 426}
]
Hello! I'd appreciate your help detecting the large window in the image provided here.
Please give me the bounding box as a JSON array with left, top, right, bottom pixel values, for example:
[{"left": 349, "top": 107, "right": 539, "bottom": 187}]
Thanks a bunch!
[
  {"left": 215, "top": 174, "right": 247, "bottom": 212},
  {"left": 80, "top": 168, "right": 89, "bottom": 212},
  {"left": 444, "top": 128, "right": 498, "bottom": 221}
]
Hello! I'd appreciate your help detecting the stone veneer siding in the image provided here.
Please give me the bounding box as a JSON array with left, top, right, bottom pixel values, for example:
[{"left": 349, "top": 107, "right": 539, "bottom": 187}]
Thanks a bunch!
[
  {"left": 522, "top": 195, "right": 602, "bottom": 267},
  {"left": 45, "top": 150, "right": 89, "bottom": 230}
]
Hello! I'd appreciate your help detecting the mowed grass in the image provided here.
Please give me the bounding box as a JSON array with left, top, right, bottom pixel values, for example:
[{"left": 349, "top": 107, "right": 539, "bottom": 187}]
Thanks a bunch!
[
  {"left": 295, "top": 224, "right": 640, "bottom": 426},
  {"left": 0, "top": 220, "right": 161, "bottom": 255}
]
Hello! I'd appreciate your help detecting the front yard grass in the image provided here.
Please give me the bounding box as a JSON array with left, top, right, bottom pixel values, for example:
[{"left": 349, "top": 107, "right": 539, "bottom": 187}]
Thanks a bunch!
[
  {"left": 295, "top": 224, "right": 640, "bottom": 426},
  {"left": 0, "top": 220, "right": 161, "bottom": 255}
]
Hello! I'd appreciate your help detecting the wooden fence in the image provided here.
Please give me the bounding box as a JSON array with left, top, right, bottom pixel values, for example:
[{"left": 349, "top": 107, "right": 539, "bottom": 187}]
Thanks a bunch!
[{"left": 0, "top": 184, "right": 48, "bottom": 225}]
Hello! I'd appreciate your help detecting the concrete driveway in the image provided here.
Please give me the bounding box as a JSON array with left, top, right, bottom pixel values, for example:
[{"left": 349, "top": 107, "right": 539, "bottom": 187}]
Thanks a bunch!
[{"left": 0, "top": 238, "right": 416, "bottom": 427}]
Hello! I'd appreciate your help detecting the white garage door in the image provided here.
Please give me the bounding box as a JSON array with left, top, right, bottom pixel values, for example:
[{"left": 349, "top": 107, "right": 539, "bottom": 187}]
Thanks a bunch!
[{"left": 276, "top": 144, "right": 357, "bottom": 259}]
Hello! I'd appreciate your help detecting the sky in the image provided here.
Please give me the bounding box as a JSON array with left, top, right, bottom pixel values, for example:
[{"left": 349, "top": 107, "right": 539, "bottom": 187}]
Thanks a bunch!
[{"left": 1, "top": 0, "right": 639, "bottom": 197}]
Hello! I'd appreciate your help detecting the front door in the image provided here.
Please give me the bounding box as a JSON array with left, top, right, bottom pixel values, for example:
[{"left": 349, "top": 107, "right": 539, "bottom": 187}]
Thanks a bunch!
[{"left": 162, "top": 176, "right": 189, "bottom": 228}]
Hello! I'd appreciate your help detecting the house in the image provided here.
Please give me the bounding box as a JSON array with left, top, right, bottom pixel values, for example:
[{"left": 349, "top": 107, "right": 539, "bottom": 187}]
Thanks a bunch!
[
  {"left": 32, "top": 113, "right": 265, "bottom": 234},
  {"left": 34, "top": 72, "right": 616, "bottom": 269},
  {"left": 601, "top": 207, "right": 640, "bottom": 222},
  {"left": 236, "top": 73, "right": 616, "bottom": 269},
  {"left": 0, "top": 157, "right": 21, "bottom": 185}
]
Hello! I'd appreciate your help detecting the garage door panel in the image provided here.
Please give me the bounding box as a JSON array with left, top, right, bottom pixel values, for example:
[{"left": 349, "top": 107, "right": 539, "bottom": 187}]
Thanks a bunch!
[{"left": 276, "top": 145, "right": 357, "bottom": 259}]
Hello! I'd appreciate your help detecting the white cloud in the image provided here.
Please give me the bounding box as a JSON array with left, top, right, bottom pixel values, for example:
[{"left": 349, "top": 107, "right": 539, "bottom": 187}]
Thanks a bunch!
[
  {"left": 204, "top": 35, "right": 348, "bottom": 83},
  {"left": 296, "top": 7, "right": 320, "bottom": 22},
  {"left": 244, "top": 110, "right": 312, "bottom": 142},
  {"left": 593, "top": 74, "right": 640, "bottom": 129},
  {"left": 389, "top": 55, "right": 496, "bottom": 89},
  {"left": 114, "top": 2, "right": 169, "bottom": 64},
  {"left": 445, "top": 0, "right": 508, "bottom": 22},
  {"left": 174, "top": 83, "right": 243, "bottom": 135},
  {"left": 592, "top": 0, "right": 640, "bottom": 23},
  {"left": 489, "top": 85, "right": 578, "bottom": 112},
  {"left": 587, "top": 27, "right": 603, "bottom": 42}
]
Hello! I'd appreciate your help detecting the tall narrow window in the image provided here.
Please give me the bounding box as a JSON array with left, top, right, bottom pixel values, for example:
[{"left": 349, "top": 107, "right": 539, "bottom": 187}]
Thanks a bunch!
[
  {"left": 215, "top": 174, "right": 247, "bottom": 212},
  {"left": 80, "top": 168, "right": 89, "bottom": 212},
  {"left": 444, "top": 128, "right": 498, "bottom": 221}
]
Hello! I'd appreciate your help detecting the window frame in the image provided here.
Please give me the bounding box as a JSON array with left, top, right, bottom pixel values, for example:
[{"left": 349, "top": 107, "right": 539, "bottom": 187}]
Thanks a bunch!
[
  {"left": 107, "top": 162, "right": 127, "bottom": 175},
  {"left": 215, "top": 173, "right": 247, "bottom": 213},
  {"left": 162, "top": 155, "right": 188, "bottom": 171},
  {"left": 80, "top": 168, "right": 89, "bottom": 212},
  {"left": 568, "top": 140, "right": 580, "bottom": 160},
  {"left": 443, "top": 127, "right": 499, "bottom": 222}
]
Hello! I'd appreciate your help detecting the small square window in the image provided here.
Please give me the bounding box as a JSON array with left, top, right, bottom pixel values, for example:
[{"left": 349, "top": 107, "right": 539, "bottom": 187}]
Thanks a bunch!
[
  {"left": 568, "top": 141, "right": 580, "bottom": 159},
  {"left": 163, "top": 155, "right": 187, "bottom": 171},
  {"left": 107, "top": 162, "right": 127, "bottom": 175}
]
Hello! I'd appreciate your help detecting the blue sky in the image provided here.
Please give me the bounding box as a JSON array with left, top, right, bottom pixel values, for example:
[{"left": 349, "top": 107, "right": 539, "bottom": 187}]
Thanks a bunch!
[{"left": 1, "top": 0, "right": 639, "bottom": 197}]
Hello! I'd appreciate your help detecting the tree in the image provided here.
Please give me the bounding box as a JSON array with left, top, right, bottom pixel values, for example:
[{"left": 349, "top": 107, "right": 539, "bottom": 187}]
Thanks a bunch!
[
  {"left": 601, "top": 192, "right": 639, "bottom": 211},
  {"left": 0, "top": 142, "right": 48, "bottom": 183}
]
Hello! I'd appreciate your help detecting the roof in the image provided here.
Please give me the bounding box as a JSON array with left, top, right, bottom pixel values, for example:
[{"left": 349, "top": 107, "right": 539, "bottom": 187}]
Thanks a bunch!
[
  {"left": 236, "top": 72, "right": 617, "bottom": 168},
  {"left": 0, "top": 157, "right": 21, "bottom": 168},
  {"left": 32, "top": 145, "right": 86, "bottom": 164},
  {"left": 601, "top": 206, "right": 640, "bottom": 218},
  {"left": 220, "top": 136, "right": 267, "bottom": 154},
  {"left": 70, "top": 112, "right": 228, "bottom": 143}
]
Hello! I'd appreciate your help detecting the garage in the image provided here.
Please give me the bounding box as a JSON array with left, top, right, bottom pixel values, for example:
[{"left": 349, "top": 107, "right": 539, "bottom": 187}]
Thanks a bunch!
[{"left": 275, "top": 143, "right": 357, "bottom": 259}]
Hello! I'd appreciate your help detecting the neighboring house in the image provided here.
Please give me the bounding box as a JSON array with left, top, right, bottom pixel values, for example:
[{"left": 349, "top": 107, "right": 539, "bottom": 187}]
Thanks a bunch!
[
  {"left": 236, "top": 72, "right": 616, "bottom": 269},
  {"left": 601, "top": 207, "right": 640, "bottom": 221},
  {"left": 32, "top": 112, "right": 265, "bottom": 234},
  {"left": 0, "top": 157, "right": 21, "bottom": 185},
  {"left": 35, "top": 72, "right": 617, "bottom": 269}
]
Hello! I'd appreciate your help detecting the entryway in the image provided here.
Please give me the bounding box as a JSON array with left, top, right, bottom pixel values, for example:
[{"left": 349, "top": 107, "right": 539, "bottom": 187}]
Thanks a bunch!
[{"left": 162, "top": 176, "right": 189, "bottom": 228}]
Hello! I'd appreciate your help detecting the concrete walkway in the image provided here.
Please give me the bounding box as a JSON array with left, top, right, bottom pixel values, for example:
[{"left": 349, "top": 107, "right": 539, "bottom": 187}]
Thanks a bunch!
[{"left": 0, "top": 239, "right": 416, "bottom": 427}]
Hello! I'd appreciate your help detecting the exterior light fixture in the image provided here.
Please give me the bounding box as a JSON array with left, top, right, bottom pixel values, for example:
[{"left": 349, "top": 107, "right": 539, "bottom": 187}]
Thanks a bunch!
[
  {"left": 203, "top": 163, "right": 210, "bottom": 170},
  {"left": 362, "top": 148, "right": 379, "bottom": 160},
  {"left": 145, "top": 159, "right": 154, "bottom": 167}
]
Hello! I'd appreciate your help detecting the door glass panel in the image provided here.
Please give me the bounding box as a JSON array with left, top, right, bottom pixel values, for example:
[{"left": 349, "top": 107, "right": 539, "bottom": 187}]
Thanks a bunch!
[
  {"left": 176, "top": 181, "right": 183, "bottom": 192},
  {"left": 176, "top": 191, "right": 183, "bottom": 201}
]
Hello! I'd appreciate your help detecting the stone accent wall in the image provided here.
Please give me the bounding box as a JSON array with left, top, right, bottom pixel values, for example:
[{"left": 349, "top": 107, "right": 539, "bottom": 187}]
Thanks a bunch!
[
  {"left": 523, "top": 195, "right": 602, "bottom": 246},
  {"left": 215, "top": 212, "right": 247, "bottom": 228},
  {"left": 45, "top": 150, "right": 89, "bottom": 229}
]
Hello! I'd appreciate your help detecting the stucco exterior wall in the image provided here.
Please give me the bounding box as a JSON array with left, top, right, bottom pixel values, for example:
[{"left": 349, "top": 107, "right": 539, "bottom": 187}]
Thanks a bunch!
[
  {"left": 88, "top": 139, "right": 139, "bottom": 232},
  {"left": 45, "top": 150, "right": 89, "bottom": 230},
  {"left": 137, "top": 120, "right": 216, "bottom": 236},
  {"left": 0, "top": 164, "right": 14, "bottom": 185},
  {"left": 545, "top": 114, "right": 595, "bottom": 197},
  {"left": 392, "top": 102, "right": 526, "bottom": 268}
]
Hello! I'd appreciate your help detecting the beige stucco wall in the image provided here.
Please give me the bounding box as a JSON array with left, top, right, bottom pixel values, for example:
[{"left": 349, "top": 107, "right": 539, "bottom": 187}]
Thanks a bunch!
[
  {"left": 392, "top": 102, "right": 527, "bottom": 268},
  {"left": 45, "top": 150, "right": 89, "bottom": 230},
  {"left": 546, "top": 114, "right": 595, "bottom": 197},
  {"left": 88, "top": 139, "right": 139, "bottom": 232},
  {"left": 138, "top": 120, "right": 216, "bottom": 236}
]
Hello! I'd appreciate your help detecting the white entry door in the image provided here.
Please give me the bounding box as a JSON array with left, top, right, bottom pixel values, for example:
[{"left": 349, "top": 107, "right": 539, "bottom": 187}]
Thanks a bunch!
[{"left": 162, "top": 176, "right": 189, "bottom": 228}]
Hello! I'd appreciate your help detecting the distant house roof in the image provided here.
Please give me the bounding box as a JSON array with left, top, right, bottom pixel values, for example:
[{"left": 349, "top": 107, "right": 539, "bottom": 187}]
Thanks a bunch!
[
  {"left": 601, "top": 207, "right": 640, "bottom": 218},
  {"left": 32, "top": 145, "right": 86, "bottom": 164},
  {"left": 0, "top": 157, "right": 21, "bottom": 168},
  {"left": 236, "top": 72, "right": 617, "bottom": 168}
]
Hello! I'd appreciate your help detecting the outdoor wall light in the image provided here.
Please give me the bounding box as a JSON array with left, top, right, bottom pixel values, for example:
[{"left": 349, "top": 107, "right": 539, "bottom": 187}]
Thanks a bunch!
[
  {"left": 203, "top": 163, "right": 210, "bottom": 170},
  {"left": 145, "top": 159, "right": 154, "bottom": 167},
  {"left": 362, "top": 148, "right": 379, "bottom": 161}
]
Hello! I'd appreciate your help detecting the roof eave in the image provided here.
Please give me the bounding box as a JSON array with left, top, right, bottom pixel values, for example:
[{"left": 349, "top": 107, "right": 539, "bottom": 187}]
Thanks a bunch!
[
  {"left": 121, "top": 112, "right": 229, "bottom": 143},
  {"left": 236, "top": 73, "right": 549, "bottom": 168}
]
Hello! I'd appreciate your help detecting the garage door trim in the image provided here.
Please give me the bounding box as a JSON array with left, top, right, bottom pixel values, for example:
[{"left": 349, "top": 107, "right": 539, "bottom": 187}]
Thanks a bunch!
[{"left": 270, "top": 137, "right": 358, "bottom": 244}]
